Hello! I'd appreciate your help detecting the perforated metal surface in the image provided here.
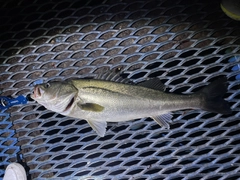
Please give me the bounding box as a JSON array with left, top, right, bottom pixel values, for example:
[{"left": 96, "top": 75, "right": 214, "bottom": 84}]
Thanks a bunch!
[
  {"left": 0, "top": 0, "right": 240, "bottom": 179},
  {"left": 0, "top": 112, "right": 20, "bottom": 178}
]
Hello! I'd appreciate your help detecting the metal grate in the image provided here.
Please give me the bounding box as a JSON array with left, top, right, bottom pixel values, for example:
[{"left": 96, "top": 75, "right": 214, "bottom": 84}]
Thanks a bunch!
[
  {"left": 0, "top": 0, "right": 240, "bottom": 179},
  {"left": 0, "top": 112, "right": 20, "bottom": 178}
]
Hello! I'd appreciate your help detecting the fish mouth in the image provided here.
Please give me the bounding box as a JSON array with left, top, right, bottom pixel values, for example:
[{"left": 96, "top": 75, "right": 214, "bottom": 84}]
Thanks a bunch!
[
  {"left": 32, "top": 86, "right": 42, "bottom": 99},
  {"left": 63, "top": 96, "right": 75, "bottom": 112}
]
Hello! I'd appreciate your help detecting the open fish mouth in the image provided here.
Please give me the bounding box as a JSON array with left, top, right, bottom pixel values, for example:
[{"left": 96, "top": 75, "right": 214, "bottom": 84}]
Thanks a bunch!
[{"left": 32, "top": 86, "right": 42, "bottom": 99}]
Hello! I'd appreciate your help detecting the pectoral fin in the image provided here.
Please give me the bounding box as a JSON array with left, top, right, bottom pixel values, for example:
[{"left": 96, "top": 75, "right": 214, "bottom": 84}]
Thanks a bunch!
[
  {"left": 87, "top": 119, "right": 107, "bottom": 137},
  {"left": 151, "top": 114, "right": 172, "bottom": 129},
  {"left": 78, "top": 102, "right": 104, "bottom": 112}
]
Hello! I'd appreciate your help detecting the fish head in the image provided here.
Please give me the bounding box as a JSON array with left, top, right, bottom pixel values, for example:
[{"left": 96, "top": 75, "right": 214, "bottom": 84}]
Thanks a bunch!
[{"left": 31, "top": 81, "right": 78, "bottom": 114}]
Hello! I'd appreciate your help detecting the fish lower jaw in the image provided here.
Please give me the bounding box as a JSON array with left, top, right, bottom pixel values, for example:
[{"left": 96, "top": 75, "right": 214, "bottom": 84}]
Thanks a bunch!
[{"left": 30, "top": 94, "right": 35, "bottom": 100}]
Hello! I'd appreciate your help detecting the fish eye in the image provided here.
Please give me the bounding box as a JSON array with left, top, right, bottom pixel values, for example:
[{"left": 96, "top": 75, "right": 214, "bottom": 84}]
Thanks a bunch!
[{"left": 44, "top": 83, "right": 50, "bottom": 88}]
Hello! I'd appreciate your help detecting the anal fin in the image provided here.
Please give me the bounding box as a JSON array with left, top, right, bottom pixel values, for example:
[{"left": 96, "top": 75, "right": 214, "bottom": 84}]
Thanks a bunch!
[
  {"left": 87, "top": 119, "right": 107, "bottom": 137},
  {"left": 151, "top": 114, "right": 172, "bottom": 129}
]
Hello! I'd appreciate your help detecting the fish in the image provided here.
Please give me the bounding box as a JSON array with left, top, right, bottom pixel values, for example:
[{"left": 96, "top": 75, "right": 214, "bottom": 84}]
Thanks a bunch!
[{"left": 31, "top": 72, "right": 231, "bottom": 137}]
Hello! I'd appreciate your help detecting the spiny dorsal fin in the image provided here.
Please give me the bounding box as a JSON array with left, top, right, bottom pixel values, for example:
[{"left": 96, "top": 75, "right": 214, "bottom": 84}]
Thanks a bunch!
[
  {"left": 77, "top": 102, "right": 104, "bottom": 112},
  {"left": 151, "top": 114, "right": 172, "bottom": 129},
  {"left": 137, "top": 78, "right": 166, "bottom": 91},
  {"left": 95, "top": 69, "right": 132, "bottom": 84}
]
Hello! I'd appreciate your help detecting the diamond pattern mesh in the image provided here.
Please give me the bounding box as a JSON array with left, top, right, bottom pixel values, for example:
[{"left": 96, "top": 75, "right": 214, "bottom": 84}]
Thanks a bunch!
[
  {"left": 0, "top": 112, "right": 20, "bottom": 177},
  {"left": 0, "top": 0, "right": 240, "bottom": 179}
]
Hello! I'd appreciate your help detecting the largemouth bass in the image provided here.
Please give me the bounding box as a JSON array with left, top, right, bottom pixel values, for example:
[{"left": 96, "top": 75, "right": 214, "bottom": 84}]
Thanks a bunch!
[{"left": 31, "top": 74, "right": 231, "bottom": 137}]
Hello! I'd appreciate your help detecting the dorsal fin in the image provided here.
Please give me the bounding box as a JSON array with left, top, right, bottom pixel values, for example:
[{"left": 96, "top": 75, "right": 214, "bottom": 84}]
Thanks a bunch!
[
  {"left": 137, "top": 78, "right": 166, "bottom": 91},
  {"left": 95, "top": 69, "right": 132, "bottom": 84}
]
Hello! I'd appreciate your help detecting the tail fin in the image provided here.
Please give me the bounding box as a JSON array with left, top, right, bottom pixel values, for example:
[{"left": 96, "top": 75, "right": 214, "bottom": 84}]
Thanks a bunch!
[{"left": 198, "top": 77, "right": 231, "bottom": 115}]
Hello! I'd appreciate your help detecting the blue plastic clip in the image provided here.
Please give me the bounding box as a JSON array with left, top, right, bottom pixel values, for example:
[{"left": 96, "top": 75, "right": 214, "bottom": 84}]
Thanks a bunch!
[
  {"left": 31, "top": 79, "right": 44, "bottom": 86},
  {"left": 228, "top": 56, "right": 240, "bottom": 80},
  {"left": 0, "top": 95, "right": 27, "bottom": 112}
]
